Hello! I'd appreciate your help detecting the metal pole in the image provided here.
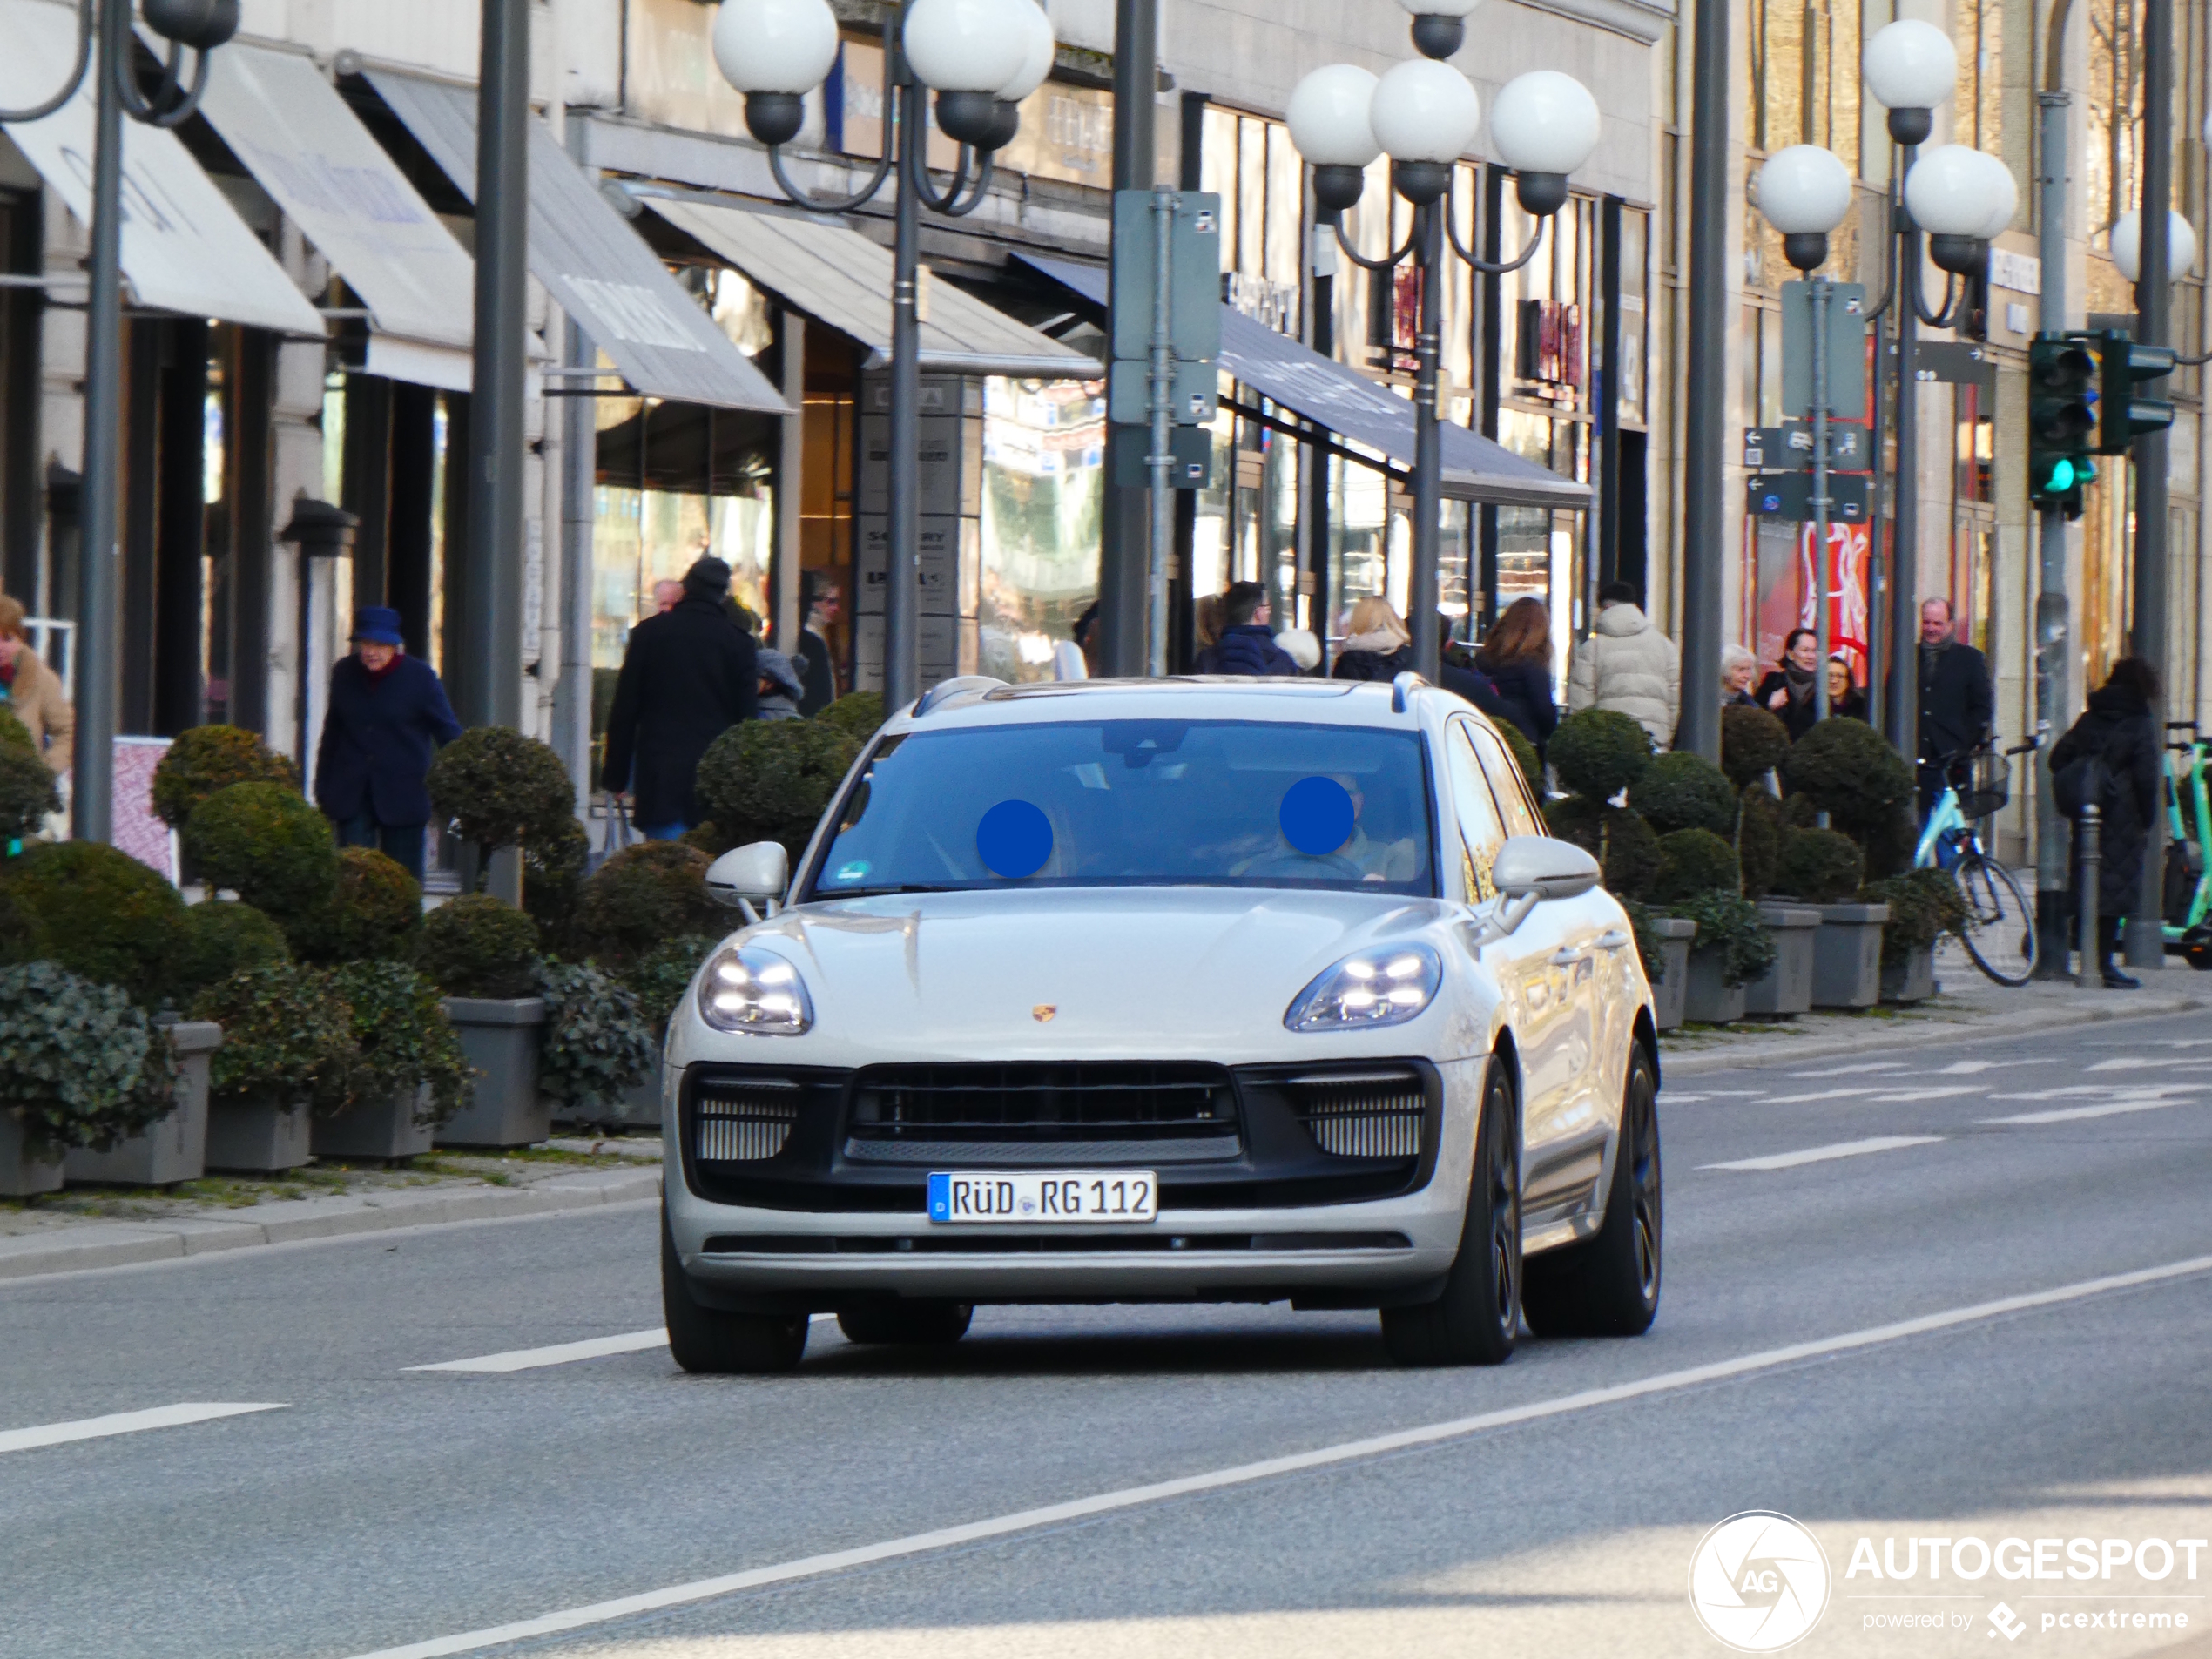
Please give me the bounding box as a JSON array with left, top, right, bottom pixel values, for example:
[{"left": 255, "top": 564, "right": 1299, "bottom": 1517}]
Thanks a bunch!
[
  {"left": 1886, "top": 152, "right": 1922, "bottom": 761},
  {"left": 71, "top": 0, "right": 125, "bottom": 845},
  {"left": 1676, "top": 0, "right": 1730, "bottom": 762},
  {"left": 1409, "top": 202, "right": 1444, "bottom": 682},
  {"left": 1145, "top": 184, "right": 1175, "bottom": 676},
  {"left": 550, "top": 129, "right": 597, "bottom": 817},
  {"left": 1811, "top": 274, "right": 1832, "bottom": 722},
  {"left": 1100, "top": 0, "right": 1157, "bottom": 678},
  {"left": 886, "top": 61, "right": 922, "bottom": 711},
  {"left": 2033, "top": 88, "right": 2075, "bottom": 976},
  {"left": 2078, "top": 801, "right": 2102, "bottom": 983},
  {"left": 469, "top": 0, "right": 529, "bottom": 737},
  {"left": 2127, "top": 0, "right": 2173, "bottom": 969}
]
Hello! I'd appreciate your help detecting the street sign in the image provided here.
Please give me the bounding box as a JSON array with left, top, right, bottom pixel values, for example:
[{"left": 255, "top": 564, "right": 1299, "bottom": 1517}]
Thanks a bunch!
[
  {"left": 1779, "top": 280, "right": 1867, "bottom": 419},
  {"left": 1743, "top": 422, "right": 1870, "bottom": 472},
  {"left": 1109, "top": 424, "right": 1212, "bottom": 489},
  {"left": 1909, "top": 341, "right": 1997, "bottom": 390},
  {"left": 1109, "top": 190, "right": 1222, "bottom": 372},
  {"left": 1747, "top": 473, "right": 1870, "bottom": 523},
  {"left": 1108, "top": 358, "right": 1218, "bottom": 427}
]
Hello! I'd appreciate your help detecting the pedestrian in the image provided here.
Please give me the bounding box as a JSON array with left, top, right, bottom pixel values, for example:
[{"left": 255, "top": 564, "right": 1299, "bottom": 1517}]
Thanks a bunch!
[
  {"left": 1330, "top": 597, "right": 1413, "bottom": 681},
  {"left": 1195, "top": 582, "right": 1300, "bottom": 676},
  {"left": 1754, "top": 628, "right": 1822, "bottom": 742},
  {"left": 1568, "top": 581, "right": 1680, "bottom": 748},
  {"left": 1477, "top": 597, "right": 1560, "bottom": 755},
  {"left": 1191, "top": 592, "right": 1223, "bottom": 662},
  {"left": 651, "top": 578, "right": 683, "bottom": 616},
  {"left": 1721, "top": 644, "right": 1760, "bottom": 708},
  {"left": 600, "top": 556, "right": 759, "bottom": 840},
  {"left": 1826, "top": 655, "right": 1867, "bottom": 723},
  {"left": 312, "top": 606, "right": 462, "bottom": 881},
  {"left": 2049, "top": 657, "right": 2163, "bottom": 988},
  {"left": 1917, "top": 597, "right": 1993, "bottom": 815},
  {"left": 794, "top": 571, "right": 840, "bottom": 716},
  {"left": 1275, "top": 628, "right": 1322, "bottom": 673},
  {"left": 755, "top": 648, "right": 805, "bottom": 720},
  {"left": 0, "top": 594, "right": 73, "bottom": 780}
]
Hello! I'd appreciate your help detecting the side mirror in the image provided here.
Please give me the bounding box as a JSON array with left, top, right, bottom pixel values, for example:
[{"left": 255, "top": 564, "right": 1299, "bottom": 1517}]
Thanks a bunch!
[
  {"left": 1491, "top": 834, "right": 1602, "bottom": 902},
  {"left": 706, "top": 841, "right": 789, "bottom": 911}
]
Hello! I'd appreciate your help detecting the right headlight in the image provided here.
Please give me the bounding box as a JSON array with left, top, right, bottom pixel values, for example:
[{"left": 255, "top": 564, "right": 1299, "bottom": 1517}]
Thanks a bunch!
[
  {"left": 1284, "top": 943, "right": 1443, "bottom": 1031},
  {"left": 696, "top": 944, "right": 814, "bottom": 1035}
]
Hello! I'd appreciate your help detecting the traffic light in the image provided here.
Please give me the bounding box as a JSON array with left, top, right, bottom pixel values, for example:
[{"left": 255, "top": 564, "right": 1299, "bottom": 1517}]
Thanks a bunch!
[
  {"left": 2027, "top": 334, "right": 2099, "bottom": 517},
  {"left": 2089, "top": 327, "right": 2176, "bottom": 455}
]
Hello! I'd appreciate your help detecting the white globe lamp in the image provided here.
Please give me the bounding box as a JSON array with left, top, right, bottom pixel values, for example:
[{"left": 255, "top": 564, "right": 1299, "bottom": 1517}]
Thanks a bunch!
[
  {"left": 1396, "top": 0, "right": 1484, "bottom": 59},
  {"left": 1862, "top": 19, "right": 1958, "bottom": 145},
  {"left": 1905, "top": 143, "right": 2002, "bottom": 273},
  {"left": 1490, "top": 70, "right": 1600, "bottom": 216},
  {"left": 904, "top": 0, "right": 1033, "bottom": 147},
  {"left": 1370, "top": 58, "right": 1481, "bottom": 204},
  {"left": 713, "top": 0, "right": 840, "bottom": 146},
  {"left": 2111, "top": 209, "right": 2201, "bottom": 283},
  {"left": 1288, "top": 64, "right": 1383, "bottom": 213},
  {"left": 1756, "top": 144, "right": 1853, "bottom": 270}
]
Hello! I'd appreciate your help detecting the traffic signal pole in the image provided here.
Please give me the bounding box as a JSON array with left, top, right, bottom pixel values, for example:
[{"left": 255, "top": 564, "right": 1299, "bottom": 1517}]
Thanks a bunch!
[
  {"left": 2127, "top": 0, "right": 2173, "bottom": 970},
  {"left": 2031, "top": 87, "right": 2074, "bottom": 976}
]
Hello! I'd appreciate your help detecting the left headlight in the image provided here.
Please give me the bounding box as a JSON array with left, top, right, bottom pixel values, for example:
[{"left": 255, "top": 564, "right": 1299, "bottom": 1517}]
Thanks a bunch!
[
  {"left": 697, "top": 944, "right": 814, "bottom": 1035},
  {"left": 1284, "top": 943, "right": 1443, "bottom": 1032}
]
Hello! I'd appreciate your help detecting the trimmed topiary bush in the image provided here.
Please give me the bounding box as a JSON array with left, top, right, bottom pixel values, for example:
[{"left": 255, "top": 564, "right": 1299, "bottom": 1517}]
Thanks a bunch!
[
  {"left": 421, "top": 895, "right": 541, "bottom": 1001},
  {"left": 1774, "top": 826, "right": 1867, "bottom": 904},
  {"left": 815, "top": 691, "right": 887, "bottom": 746},
  {"left": 0, "top": 841, "right": 187, "bottom": 1007},
  {"left": 1721, "top": 704, "right": 1791, "bottom": 789},
  {"left": 0, "top": 708, "right": 33, "bottom": 754},
  {"left": 1548, "top": 709, "right": 1654, "bottom": 801},
  {"left": 1617, "top": 895, "right": 1666, "bottom": 984},
  {"left": 576, "top": 842, "right": 721, "bottom": 965},
  {"left": 1630, "top": 751, "right": 1739, "bottom": 837},
  {"left": 536, "top": 962, "right": 654, "bottom": 1113},
  {"left": 0, "top": 744, "right": 59, "bottom": 844},
  {"left": 522, "top": 814, "right": 591, "bottom": 942},
  {"left": 1859, "top": 805, "right": 1919, "bottom": 880},
  {"left": 167, "top": 900, "right": 292, "bottom": 1008},
  {"left": 427, "top": 726, "right": 577, "bottom": 860},
  {"left": 151, "top": 725, "right": 300, "bottom": 829},
  {"left": 326, "top": 961, "right": 473, "bottom": 1123},
  {"left": 191, "top": 962, "right": 356, "bottom": 1106},
  {"left": 1651, "top": 827, "right": 1742, "bottom": 904},
  {"left": 1543, "top": 795, "right": 1662, "bottom": 900},
  {"left": 0, "top": 961, "right": 179, "bottom": 1154},
  {"left": 616, "top": 934, "right": 720, "bottom": 1042},
  {"left": 1783, "top": 717, "right": 1915, "bottom": 833},
  {"left": 1497, "top": 722, "right": 1542, "bottom": 800},
  {"left": 694, "top": 719, "right": 862, "bottom": 863},
  {"left": 1663, "top": 891, "right": 1777, "bottom": 989},
  {"left": 181, "top": 781, "right": 340, "bottom": 921},
  {"left": 1737, "top": 786, "right": 1784, "bottom": 900},
  {"left": 287, "top": 847, "right": 422, "bottom": 965},
  {"left": 1861, "top": 868, "right": 1969, "bottom": 967}
]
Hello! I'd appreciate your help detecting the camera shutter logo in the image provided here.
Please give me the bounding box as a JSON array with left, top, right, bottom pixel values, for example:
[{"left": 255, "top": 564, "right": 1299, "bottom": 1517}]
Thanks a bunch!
[{"left": 1687, "top": 1511, "right": 1831, "bottom": 1651}]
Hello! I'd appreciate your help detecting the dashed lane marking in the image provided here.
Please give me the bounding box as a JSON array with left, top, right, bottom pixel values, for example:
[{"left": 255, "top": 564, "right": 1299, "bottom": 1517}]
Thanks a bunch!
[
  {"left": 1700, "top": 1135, "right": 1946, "bottom": 1171},
  {"left": 0, "top": 1402, "right": 287, "bottom": 1455}
]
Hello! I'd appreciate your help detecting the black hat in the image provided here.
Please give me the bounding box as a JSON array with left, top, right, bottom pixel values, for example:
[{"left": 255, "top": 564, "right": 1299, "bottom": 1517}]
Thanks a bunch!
[{"left": 683, "top": 556, "right": 732, "bottom": 596}]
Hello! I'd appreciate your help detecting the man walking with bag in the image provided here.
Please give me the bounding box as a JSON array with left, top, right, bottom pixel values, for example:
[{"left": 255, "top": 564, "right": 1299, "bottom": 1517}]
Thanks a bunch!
[{"left": 2049, "top": 658, "right": 2163, "bottom": 988}]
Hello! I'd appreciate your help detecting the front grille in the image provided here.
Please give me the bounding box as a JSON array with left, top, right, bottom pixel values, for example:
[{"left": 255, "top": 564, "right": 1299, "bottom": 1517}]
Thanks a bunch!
[
  {"left": 694, "top": 1078, "right": 804, "bottom": 1162},
  {"left": 1288, "top": 1070, "right": 1427, "bottom": 1159},
  {"left": 845, "top": 1062, "right": 1238, "bottom": 1162}
]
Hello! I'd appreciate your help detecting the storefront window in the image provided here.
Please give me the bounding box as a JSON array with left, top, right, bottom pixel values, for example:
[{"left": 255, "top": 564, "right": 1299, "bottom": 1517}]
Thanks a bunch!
[{"left": 975, "top": 375, "right": 1104, "bottom": 682}]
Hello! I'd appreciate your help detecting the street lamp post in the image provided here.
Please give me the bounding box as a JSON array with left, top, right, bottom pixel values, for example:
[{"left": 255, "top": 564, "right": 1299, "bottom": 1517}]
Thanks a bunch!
[
  {"left": 0, "top": 0, "right": 241, "bottom": 844},
  {"left": 713, "top": 0, "right": 1053, "bottom": 713},
  {"left": 1286, "top": 17, "right": 1599, "bottom": 682}
]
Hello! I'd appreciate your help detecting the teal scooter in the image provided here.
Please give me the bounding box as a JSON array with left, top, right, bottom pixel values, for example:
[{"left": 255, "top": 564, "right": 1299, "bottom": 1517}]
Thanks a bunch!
[{"left": 2164, "top": 721, "right": 2212, "bottom": 969}]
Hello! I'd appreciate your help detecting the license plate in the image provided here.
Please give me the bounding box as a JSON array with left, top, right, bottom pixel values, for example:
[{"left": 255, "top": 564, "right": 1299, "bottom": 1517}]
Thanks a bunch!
[{"left": 927, "top": 1170, "right": 1158, "bottom": 1224}]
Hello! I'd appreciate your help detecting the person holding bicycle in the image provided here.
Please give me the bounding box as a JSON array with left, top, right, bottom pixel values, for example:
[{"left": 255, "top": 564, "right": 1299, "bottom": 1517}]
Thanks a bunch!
[
  {"left": 2050, "top": 658, "right": 2164, "bottom": 988},
  {"left": 1918, "top": 599, "right": 1993, "bottom": 819}
]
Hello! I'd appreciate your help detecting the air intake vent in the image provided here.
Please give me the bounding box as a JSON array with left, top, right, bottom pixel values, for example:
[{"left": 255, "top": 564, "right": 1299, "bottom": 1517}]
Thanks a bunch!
[
  {"left": 695, "top": 1080, "right": 803, "bottom": 1162},
  {"left": 1290, "top": 1070, "right": 1426, "bottom": 1159}
]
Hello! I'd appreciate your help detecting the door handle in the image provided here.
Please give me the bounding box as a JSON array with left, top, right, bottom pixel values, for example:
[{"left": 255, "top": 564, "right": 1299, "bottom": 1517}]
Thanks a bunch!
[
  {"left": 1548, "top": 946, "right": 1588, "bottom": 967},
  {"left": 1595, "top": 929, "right": 1631, "bottom": 951}
]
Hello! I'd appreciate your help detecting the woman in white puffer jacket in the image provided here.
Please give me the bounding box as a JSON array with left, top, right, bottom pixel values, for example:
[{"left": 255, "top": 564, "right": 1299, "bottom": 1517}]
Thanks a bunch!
[{"left": 1567, "top": 581, "right": 1682, "bottom": 749}]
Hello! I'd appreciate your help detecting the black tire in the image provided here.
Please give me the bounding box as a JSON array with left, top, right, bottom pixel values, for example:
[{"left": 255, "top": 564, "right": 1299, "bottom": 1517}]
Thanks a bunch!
[
  {"left": 661, "top": 1211, "right": 809, "bottom": 1374},
  {"left": 1381, "top": 1055, "right": 1520, "bottom": 1367},
  {"left": 1523, "top": 1043, "right": 1662, "bottom": 1338},
  {"left": 1957, "top": 855, "right": 2037, "bottom": 986},
  {"left": 2188, "top": 943, "right": 2212, "bottom": 972},
  {"left": 836, "top": 1301, "right": 974, "bottom": 1345}
]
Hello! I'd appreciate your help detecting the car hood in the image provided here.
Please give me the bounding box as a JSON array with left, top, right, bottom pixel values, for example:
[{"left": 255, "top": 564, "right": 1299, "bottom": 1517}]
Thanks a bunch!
[{"left": 711, "top": 887, "right": 1468, "bottom": 1063}]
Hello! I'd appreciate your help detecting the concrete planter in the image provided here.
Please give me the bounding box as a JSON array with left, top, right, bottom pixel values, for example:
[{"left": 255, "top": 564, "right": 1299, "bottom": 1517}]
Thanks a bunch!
[
  {"left": 205, "top": 1096, "right": 313, "bottom": 1174},
  {"left": 438, "top": 997, "right": 550, "bottom": 1149},
  {"left": 1683, "top": 947, "right": 1748, "bottom": 1025},
  {"left": 1882, "top": 943, "right": 1937, "bottom": 1005},
  {"left": 0, "top": 1109, "right": 64, "bottom": 1197},
  {"left": 64, "top": 1022, "right": 223, "bottom": 1187},
  {"left": 1743, "top": 905, "right": 1820, "bottom": 1017},
  {"left": 314, "top": 1083, "right": 436, "bottom": 1163},
  {"left": 1811, "top": 904, "right": 1890, "bottom": 1009},
  {"left": 1650, "top": 917, "right": 1696, "bottom": 1031}
]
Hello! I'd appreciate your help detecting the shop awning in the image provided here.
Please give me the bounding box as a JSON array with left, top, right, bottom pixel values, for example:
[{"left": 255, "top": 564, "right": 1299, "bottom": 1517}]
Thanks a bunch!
[
  {"left": 0, "top": 0, "right": 326, "bottom": 336},
  {"left": 194, "top": 44, "right": 475, "bottom": 391},
  {"left": 644, "top": 196, "right": 1101, "bottom": 379},
  {"left": 1019, "top": 253, "right": 1589, "bottom": 509},
  {"left": 366, "top": 71, "right": 790, "bottom": 414}
]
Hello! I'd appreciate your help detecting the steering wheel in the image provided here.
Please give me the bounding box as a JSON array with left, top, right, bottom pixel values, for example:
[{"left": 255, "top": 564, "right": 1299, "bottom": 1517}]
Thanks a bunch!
[{"left": 1243, "top": 850, "right": 1363, "bottom": 880}]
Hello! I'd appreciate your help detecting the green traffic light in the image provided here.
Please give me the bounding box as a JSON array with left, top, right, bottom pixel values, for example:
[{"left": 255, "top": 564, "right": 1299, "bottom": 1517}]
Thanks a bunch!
[{"left": 2049, "top": 459, "right": 2075, "bottom": 491}]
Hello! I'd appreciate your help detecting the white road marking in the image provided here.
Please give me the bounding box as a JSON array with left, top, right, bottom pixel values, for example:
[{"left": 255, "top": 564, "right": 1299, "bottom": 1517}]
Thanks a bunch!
[
  {"left": 1754, "top": 1087, "right": 1888, "bottom": 1105},
  {"left": 1988, "top": 1084, "right": 2204, "bottom": 1103},
  {"left": 1933, "top": 1059, "right": 2040, "bottom": 1076},
  {"left": 0, "top": 1402, "right": 286, "bottom": 1455},
  {"left": 1786, "top": 1062, "right": 1908, "bottom": 1078},
  {"left": 2086, "top": 1057, "right": 2200, "bottom": 1073},
  {"left": 1982, "top": 1097, "right": 2202, "bottom": 1125},
  {"left": 408, "top": 1332, "right": 670, "bottom": 1373},
  {"left": 338, "top": 1253, "right": 2212, "bottom": 1659},
  {"left": 1864, "top": 1086, "right": 1989, "bottom": 1103},
  {"left": 1701, "top": 1135, "right": 1946, "bottom": 1171}
]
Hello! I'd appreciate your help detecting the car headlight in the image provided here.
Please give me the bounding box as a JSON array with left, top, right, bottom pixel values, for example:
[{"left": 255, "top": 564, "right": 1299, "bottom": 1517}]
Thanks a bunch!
[
  {"left": 696, "top": 945, "right": 814, "bottom": 1035},
  {"left": 1284, "top": 943, "right": 1443, "bottom": 1032}
]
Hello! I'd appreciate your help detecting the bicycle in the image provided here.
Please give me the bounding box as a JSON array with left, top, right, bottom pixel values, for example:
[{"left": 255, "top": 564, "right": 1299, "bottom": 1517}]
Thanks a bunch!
[
  {"left": 1915, "top": 739, "right": 2040, "bottom": 987},
  {"left": 2161, "top": 721, "right": 2212, "bottom": 969}
]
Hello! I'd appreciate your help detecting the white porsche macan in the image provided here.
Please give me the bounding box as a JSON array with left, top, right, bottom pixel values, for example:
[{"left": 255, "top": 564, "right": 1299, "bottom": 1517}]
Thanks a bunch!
[{"left": 659, "top": 674, "right": 1662, "bottom": 1372}]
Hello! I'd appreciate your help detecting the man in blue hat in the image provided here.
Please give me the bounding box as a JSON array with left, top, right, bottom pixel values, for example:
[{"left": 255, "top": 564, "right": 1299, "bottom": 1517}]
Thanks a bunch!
[{"left": 314, "top": 606, "right": 462, "bottom": 880}]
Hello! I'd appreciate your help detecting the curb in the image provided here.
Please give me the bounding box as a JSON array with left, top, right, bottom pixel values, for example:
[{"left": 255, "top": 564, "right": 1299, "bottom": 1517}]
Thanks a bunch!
[
  {"left": 0, "top": 1167, "right": 663, "bottom": 1284},
  {"left": 1661, "top": 990, "right": 2212, "bottom": 1078}
]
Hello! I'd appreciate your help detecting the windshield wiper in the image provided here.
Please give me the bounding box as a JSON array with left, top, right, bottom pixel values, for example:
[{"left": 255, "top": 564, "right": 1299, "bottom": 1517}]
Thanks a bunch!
[{"left": 818, "top": 883, "right": 970, "bottom": 898}]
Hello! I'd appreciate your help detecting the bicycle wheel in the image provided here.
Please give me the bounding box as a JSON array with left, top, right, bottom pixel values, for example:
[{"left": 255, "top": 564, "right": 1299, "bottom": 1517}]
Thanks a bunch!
[{"left": 1956, "top": 854, "right": 2038, "bottom": 986}]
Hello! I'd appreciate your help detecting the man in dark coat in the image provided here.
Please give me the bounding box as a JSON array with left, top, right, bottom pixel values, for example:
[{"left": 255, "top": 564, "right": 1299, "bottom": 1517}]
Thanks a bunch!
[
  {"left": 794, "top": 571, "right": 840, "bottom": 717},
  {"left": 601, "top": 557, "right": 759, "bottom": 839},
  {"left": 1917, "top": 597, "right": 1993, "bottom": 815},
  {"left": 2049, "top": 658, "right": 2164, "bottom": 988},
  {"left": 1194, "top": 582, "right": 1299, "bottom": 676},
  {"left": 314, "top": 606, "right": 462, "bottom": 880}
]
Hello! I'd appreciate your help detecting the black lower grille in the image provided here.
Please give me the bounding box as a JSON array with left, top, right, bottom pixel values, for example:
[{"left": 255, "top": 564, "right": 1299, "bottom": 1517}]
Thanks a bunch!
[
  {"left": 700, "top": 1231, "right": 1413, "bottom": 1255},
  {"left": 693, "top": 1077, "right": 804, "bottom": 1163},
  {"left": 1285, "top": 1069, "right": 1428, "bottom": 1160},
  {"left": 845, "top": 1062, "right": 1238, "bottom": 1162}
]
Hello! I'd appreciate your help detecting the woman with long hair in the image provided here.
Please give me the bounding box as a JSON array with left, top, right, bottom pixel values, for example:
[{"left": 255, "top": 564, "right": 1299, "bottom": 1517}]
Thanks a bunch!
[
  {"left": 1753, "top": 627, "right": 1823, "bottom": 741},
  {"left": 1474, "top": 597, "right": 1557, "bottom": 753},
  {"left": 1330, "top": 596, "right": 1414, "bottom": 681}
]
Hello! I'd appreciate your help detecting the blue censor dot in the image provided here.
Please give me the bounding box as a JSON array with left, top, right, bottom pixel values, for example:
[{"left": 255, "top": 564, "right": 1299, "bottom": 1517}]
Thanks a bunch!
[
  {"left": 1279, "top": 776, "right": 1355, "bottom": 857},
  {"left": 977, "top": 799, "right": 1053, "bottom": 880}
]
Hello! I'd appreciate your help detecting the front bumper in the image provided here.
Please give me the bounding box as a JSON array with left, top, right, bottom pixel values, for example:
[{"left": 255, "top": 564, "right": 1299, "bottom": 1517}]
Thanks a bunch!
[{"left": 664, "top": 1055, "right": 1485, "bottom": 1311}]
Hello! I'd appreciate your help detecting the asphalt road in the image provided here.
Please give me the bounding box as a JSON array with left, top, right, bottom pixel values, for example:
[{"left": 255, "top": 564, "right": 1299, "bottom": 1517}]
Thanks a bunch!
[{"left": 5, "top": 1010, "right": 2210, "bottom": 1659}]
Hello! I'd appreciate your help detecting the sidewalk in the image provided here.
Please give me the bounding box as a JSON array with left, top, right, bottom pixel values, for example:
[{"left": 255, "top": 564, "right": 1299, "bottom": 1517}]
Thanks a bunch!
[
  {"left": 0, "top": 1139, "right": 664, "bottom": 1284},
  {"left": 1662, "top": 946, "right": 2212, "bottom": 1076}
]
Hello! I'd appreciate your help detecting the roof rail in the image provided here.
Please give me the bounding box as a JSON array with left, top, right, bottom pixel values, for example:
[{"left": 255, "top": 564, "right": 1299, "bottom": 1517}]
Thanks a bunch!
[
  {"left": 1390, "top": 671, "right": 1427, "bottom": 714},
  {"left": 912, "top": 675, "right": 1012, "bottom": 717}
]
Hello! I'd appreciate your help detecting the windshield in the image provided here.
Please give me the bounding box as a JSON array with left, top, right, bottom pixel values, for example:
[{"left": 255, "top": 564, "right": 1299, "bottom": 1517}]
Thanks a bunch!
[{"left": 805, "top": 719, "right": 1436, "bottom": 900}]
